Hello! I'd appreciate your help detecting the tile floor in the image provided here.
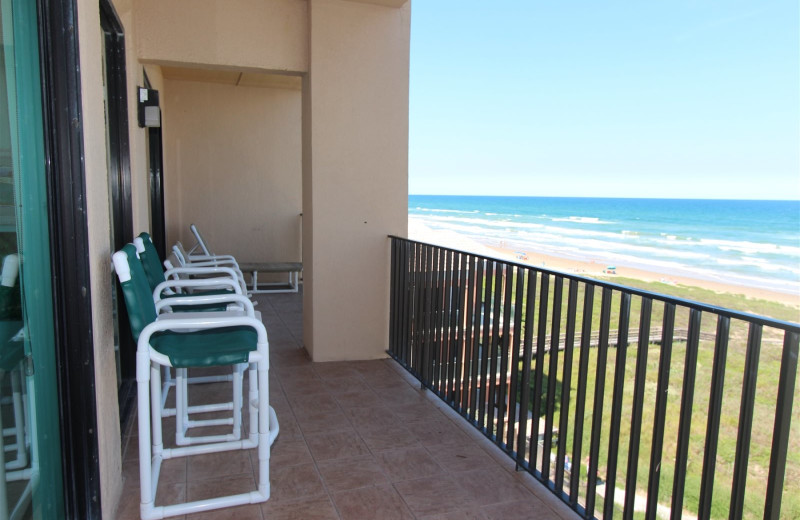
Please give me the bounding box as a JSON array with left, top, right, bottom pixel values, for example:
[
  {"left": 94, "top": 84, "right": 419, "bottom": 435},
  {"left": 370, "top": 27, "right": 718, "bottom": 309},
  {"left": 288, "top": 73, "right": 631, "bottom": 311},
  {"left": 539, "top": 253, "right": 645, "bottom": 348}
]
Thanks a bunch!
[{"left": 116, "top": 290, "right": 578, "bottom": 520}]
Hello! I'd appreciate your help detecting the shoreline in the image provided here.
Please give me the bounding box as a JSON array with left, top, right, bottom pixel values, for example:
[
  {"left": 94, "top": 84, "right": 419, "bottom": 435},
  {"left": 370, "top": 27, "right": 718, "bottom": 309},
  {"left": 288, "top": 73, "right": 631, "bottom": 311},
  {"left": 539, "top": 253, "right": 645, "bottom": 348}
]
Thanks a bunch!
[{"left": 408, "top": 219, "right": 800, "bottom": 309}]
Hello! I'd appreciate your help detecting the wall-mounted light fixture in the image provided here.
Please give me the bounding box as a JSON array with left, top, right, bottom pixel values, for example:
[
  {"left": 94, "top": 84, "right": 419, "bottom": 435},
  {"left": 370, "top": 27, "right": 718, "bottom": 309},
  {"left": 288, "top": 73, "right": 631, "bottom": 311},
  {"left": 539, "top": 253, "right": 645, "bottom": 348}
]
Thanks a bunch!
[{"left": 137, "top": 87, "right": 161, "bottom": 128}]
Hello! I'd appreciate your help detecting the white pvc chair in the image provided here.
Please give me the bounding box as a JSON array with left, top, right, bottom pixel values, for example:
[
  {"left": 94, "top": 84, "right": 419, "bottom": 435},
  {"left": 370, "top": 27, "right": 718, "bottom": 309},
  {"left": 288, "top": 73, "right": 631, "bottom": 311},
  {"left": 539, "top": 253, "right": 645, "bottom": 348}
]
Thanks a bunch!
[
  {"left": 133, "top": 235, "right": 247, "bottom": 446},
  {"left": 113, "top": 244, "right": 278, "bottom": 519},
  {"left": 0, "top": 255, "right": 35, "bottom": 520}
]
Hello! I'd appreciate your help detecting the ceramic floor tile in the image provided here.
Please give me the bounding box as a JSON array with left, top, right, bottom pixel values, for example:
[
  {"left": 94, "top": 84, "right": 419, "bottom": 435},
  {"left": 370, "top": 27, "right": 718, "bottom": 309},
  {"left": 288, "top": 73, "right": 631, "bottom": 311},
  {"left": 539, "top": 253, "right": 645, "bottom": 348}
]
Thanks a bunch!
[
  {"left": 187, "top": 449, "right": 253, "bottom": 482},
  {"left": 323, "top": 377, "right": 372, "bottom": 396},
  {"left": 420, "top": 510, "right": 488, "bottom": 520},
  {"left": 389, "top": 401, "right": 446, "bottom": 423},
  {"left": 393, "top": 475, "right": 474, "bottom": 517},
  {"left": 185, "top": 503, "right": 263, "bottom": 520},
  {"left": 343, "top": 405, "right": 404, "bottom": 432},
  {"left": 358, "top": 425, "right": 420, "bottom": 453},
  {"left": 406, "top": 417, "right": 470, "bottom": 447},
  {"left": 316, "top": 455, "right": 389, "bottom": 492},
  {"left": 304, "top": 429, "right": 370, "bottom": 461},
  {"left": 332, "top": 484, "right": 414, "bottom": 520},
  {"left": 295, "top": 409, "right": 354, "bottom": 434},
  {"left": 312, "top": 362, "right": 363, "bottom": 381},
  {"left": 456, "top": 467, "right": 534, "bottom": 507},
  {"left": 281, "top": 376, "right": 331, "bottom": 397},
  {"left": 260, "top": 496, "right": 340, "bottom": 520},
  {"left": 186, "top": 475, "right": 257, "bottom": 502},
  {"left": 480, "top": 496, "right": 555, "bottom": 520},
  {"left": 429, "top": 442, "right": 497, "bottom": 473},
  {"left": 268, "top": 438, "right": 313, "bottom": 469},
  {"left": 268, "top": 463, "right": 327, "bottom": 503},
  {"left": 333, "top": 388, "right": 385, "bottom": 409},
  {"left": 373, "top": 446, "right": 443, "bottom": 482}
]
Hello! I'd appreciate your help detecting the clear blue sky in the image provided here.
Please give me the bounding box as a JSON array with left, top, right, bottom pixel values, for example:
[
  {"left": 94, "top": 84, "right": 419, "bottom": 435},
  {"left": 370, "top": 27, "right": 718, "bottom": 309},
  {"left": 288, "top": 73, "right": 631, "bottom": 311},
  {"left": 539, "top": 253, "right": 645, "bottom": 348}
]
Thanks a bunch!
[{"left": 409, "top": 1, "right": 800, "bottom": 199}]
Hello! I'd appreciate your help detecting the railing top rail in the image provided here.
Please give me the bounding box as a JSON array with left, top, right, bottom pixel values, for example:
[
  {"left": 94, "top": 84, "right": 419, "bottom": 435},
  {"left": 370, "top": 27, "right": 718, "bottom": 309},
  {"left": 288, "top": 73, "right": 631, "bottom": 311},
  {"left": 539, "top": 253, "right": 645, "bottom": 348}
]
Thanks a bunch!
[{"left": 389, "top": 235, "right": 800, "bottom": 334}]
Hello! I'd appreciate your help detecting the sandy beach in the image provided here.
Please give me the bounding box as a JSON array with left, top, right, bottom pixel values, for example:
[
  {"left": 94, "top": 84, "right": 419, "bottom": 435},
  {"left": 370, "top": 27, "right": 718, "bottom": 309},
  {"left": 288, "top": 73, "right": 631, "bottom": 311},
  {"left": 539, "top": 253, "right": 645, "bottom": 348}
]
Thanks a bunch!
[{"left": 408, "top": 219, "right": 800, "bottom": 309}]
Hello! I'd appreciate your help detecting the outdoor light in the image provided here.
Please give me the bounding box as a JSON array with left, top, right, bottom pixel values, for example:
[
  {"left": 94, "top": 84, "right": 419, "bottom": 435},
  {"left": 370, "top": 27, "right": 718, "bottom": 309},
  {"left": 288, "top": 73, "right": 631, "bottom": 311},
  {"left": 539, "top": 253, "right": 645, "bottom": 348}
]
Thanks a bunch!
[{"left": 137, "top": 86, "right": 161, "bottom": 128}]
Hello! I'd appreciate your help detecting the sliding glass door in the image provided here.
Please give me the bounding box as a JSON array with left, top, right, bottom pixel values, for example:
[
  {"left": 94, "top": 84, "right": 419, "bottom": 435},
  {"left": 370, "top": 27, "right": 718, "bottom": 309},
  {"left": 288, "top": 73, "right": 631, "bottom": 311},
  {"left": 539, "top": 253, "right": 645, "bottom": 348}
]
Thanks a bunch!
[{"left": 0, "top": 0, "right": 65, "bottom": 517}]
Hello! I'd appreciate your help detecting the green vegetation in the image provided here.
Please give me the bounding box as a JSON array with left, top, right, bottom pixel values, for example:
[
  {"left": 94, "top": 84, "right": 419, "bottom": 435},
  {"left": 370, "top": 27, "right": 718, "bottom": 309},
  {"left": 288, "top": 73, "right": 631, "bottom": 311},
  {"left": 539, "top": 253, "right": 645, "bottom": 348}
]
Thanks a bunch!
[
  {"left": 509, "top": 276, "right": 800, "bottom": 519},
  {"left": 600, "top": 276, "right": 800, "bottom": 324}
]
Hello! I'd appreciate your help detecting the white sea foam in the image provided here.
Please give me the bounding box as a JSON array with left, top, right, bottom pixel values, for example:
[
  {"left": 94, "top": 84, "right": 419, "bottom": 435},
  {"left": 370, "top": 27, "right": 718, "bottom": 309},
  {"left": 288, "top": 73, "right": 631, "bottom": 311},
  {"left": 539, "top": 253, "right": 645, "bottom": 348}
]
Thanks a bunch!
[
  {"left": 421, "top": 208, "right": 480, "bottom": 214},
  {"left": 551, "top": 216, "right": 613, "bottom": 224},
  {"left": 698, "top": 238, "right": 800, "bottom": 256}
]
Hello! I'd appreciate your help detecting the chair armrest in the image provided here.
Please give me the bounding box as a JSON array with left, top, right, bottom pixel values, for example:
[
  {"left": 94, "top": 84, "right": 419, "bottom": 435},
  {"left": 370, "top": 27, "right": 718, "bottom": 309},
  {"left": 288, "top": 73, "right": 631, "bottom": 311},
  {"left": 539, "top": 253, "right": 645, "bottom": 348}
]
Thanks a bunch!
[
  {"left": 164, "top": 265, "right": 247, "bottom": 294},
  {"left": 185, "top": 256, "right": 240, "bottom": 270},
  {"left": 153, "top": 278, "right": 243, "bottom": 302},
  {"left": 155, "top": 292, "right": 255, "bottom": 315},
  {"left": 164, "top": 265, "right": 241, "bottom": 282},
  {"left": 188, "top": 253, "right": 237, "bottom": 263}
]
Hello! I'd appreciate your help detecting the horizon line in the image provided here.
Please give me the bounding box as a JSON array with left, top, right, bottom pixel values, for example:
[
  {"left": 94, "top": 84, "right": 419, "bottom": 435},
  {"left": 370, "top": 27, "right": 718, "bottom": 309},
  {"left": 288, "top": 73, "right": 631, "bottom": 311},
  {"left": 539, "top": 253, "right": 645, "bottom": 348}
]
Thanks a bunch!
[{"left": 408, "top": 193, "right": 800, "bottom": 202}]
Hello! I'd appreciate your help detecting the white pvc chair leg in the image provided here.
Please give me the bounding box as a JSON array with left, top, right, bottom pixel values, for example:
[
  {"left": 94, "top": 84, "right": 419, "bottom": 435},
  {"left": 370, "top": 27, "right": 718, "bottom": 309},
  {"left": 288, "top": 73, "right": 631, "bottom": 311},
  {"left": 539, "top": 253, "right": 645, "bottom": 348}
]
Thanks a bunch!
[
  {"left": 3, "top": 369, "right": 27, "bottom": 471},
  {"left": 175, "top": 365, "right": 244, "bottom": 447},
  {"left": 138, "top": 352, "right": 278, "bottom": 519}
]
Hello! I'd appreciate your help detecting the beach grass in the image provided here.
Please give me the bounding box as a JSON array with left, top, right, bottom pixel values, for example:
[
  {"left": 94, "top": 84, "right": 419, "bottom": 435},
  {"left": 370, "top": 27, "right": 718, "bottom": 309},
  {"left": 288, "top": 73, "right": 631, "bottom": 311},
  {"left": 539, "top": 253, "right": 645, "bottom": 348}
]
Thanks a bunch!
[
  {"left": 595, "top": 275, "right": 800, "bottom": 324},
  {"left": 512, "top": 276, "right": 800, "bottom": 519}
]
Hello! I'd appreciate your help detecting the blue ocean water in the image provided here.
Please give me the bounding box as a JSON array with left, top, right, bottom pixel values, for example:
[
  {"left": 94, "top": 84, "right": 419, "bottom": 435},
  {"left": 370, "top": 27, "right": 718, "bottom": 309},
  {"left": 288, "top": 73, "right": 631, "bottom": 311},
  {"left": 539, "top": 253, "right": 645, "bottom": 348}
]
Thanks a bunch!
[{"left": 408, "top": 195, "right": 800, "bottom": 295}]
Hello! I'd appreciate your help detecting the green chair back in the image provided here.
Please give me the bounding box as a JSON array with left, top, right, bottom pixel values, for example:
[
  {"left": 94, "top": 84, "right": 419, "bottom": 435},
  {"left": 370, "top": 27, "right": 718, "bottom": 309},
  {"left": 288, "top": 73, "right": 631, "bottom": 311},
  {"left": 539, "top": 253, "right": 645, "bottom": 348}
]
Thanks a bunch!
[
  {"left": 0, "top": 254, "right": 23, "bottom": 370},
  {"left": 116, "top": 243, "right": 157, "bottom": 342},
  {"left": 137, "top": 232, "right": 166, "bottom": 292}
]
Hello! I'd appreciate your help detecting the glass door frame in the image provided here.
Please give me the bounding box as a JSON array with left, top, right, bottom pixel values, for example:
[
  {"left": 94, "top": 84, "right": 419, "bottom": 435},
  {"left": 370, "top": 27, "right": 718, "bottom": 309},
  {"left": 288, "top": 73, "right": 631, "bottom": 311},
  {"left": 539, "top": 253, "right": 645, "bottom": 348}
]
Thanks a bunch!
[
  {"left": 99, "top": 0, "right": 136, "bottom": 424},
  {"left": 37, "top": 0, "right": 102, "bottom": 517}
]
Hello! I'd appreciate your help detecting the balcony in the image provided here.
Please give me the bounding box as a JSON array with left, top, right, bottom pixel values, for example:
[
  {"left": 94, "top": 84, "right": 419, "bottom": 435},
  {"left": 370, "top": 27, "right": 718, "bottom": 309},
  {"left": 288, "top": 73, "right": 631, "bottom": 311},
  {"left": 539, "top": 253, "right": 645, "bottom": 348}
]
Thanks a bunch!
[
  {"left": 115, "top": 290, "right": 577, "bottom": 519},
  {"left": 115, "top": 236, "right": 798, "bottom": 520}
]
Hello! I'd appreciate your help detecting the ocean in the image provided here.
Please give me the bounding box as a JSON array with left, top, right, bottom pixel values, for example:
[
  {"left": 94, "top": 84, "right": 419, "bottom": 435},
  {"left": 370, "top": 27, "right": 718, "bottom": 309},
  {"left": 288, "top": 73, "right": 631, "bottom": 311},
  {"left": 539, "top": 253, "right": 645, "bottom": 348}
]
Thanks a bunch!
[{"left": 408, "top": 195, "right": 800, "bottom": 295}]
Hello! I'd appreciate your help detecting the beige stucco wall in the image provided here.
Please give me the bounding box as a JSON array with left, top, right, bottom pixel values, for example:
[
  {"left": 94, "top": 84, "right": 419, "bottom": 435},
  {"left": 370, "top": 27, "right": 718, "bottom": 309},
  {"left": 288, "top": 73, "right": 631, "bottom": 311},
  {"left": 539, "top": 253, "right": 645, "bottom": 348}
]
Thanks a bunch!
[
  {"left": 305, "top": 0, "right": 410, "bottom": 360},
  {"left": 77, "top": 0, "right": 124, "bottom": 516},
  {"left": 162, "top": 79, "right": 303, "bottom": 263},
  {"left": 76, "top": 1, "right": 166, "bottom": 517},
  {"left": 134, "top": 0, "right": 309, "bottom": 74}
]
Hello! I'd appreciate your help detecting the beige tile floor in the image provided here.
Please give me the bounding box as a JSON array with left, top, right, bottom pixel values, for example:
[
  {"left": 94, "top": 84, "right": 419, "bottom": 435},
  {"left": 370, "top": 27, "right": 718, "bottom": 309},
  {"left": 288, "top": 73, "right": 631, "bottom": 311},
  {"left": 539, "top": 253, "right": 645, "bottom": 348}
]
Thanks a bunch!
[{"left": 116, "top": 290, "right": 578, "bottom": 520}]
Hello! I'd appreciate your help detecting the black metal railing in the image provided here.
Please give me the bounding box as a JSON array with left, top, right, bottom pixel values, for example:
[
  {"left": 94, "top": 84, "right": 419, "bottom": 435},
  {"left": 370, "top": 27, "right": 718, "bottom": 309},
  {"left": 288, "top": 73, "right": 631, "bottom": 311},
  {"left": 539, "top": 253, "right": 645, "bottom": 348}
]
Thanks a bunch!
[{"left": 388, "top": 236, "right": 800, "bottom": 520}]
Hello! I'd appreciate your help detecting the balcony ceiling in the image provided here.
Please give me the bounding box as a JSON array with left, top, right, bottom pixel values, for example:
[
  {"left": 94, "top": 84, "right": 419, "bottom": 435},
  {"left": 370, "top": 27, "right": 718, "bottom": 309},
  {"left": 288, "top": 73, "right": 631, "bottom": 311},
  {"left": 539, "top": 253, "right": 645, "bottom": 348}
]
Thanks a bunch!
[{"left": 161, "top": 66, "right": 302, "bottom": 90}]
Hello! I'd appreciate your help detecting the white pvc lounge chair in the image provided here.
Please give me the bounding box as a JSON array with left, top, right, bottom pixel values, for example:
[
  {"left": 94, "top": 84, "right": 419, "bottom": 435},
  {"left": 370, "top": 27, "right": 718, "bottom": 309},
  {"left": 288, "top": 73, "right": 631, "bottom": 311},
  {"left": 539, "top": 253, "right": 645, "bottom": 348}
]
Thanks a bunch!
[
  {"left": 113, "top": 244, "right": 278, "bottom": 519},
  {"left": 189, "top": 223, "right": 302, "bottom": 294},
  {"left": 169, "top": 241, "right": 248, "bottom": 291}
]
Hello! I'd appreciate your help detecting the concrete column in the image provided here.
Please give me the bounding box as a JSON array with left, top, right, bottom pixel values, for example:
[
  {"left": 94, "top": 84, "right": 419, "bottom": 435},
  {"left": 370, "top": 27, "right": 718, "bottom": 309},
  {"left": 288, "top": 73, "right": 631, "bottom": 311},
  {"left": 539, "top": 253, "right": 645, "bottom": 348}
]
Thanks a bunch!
[{"left": 304, "top": 0, "right": 409, "bottom": 360}]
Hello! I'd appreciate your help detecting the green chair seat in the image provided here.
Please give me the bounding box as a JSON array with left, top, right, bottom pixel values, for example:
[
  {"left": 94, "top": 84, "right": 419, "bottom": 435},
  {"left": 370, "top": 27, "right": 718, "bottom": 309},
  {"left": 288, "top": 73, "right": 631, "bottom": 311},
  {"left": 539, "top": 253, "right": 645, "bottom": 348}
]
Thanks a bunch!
[{"left": 151, "top": 326, "right": 257, "bottom": 368}]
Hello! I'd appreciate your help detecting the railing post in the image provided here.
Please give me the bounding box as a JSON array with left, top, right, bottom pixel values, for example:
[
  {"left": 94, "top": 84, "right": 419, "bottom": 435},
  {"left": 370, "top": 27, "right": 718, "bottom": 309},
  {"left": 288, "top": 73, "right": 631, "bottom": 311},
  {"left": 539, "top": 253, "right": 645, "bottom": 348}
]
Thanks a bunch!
[
  {"left": 528, "top": 273, "right": 550, "bottom": 471},
  {"left": 570, "top": 283, "right": 595, "bottom": 505},
  {"left": 585, "top": 287, "right": 613, "bottom": 518},
  {"left": 765, "top": 331, "right": 799, "bottom": 520},
  {"left": 516, "top": 270, "right": 536, "bottom": 470},
  {"left": 603, "top": 291, "right": 632, "bottom": 520},
  {"left": 729, "top": 323, "right": 763, "bottom": 520},
  {"left": 623, "top": 296, "right": 653, "bottom": 520},
  {"left": 670, "top": 308, "right": 703, "bottom": 520},
  {"left": 646, "top": 302, "right": 675, "bottom": 520},
  {"left": 698, "top": 315, "right": 730, "bottom": 519},
  {"left": 555, "top": 279, "right": 579, "bottom": 493}
]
